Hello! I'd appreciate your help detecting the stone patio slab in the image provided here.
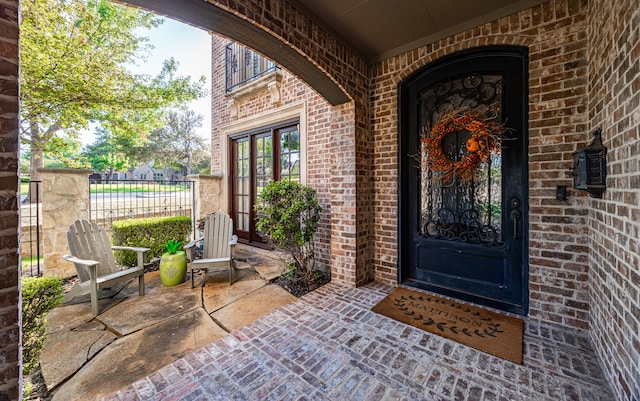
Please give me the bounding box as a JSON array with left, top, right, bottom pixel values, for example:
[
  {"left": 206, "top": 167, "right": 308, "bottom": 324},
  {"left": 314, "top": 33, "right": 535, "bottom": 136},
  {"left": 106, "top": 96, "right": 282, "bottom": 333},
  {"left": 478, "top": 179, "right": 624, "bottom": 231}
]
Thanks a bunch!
[
  {"left": 203, "top": 274, "right": 268, "bottom": 313},
  {"left": 98, "top": 283, "right": 201, "bottom": 336},
  {"left": 211, "top": 283, "right": 296, "bottom": 331},
  {"left": 46, "top": 303, "right": 104, "bottom": 334},
  {"left": 51, "top": 308, "right": 226, "bottom": 401},
  {"left": 41, "top": 328, "right": 117, "bottom": 390}
]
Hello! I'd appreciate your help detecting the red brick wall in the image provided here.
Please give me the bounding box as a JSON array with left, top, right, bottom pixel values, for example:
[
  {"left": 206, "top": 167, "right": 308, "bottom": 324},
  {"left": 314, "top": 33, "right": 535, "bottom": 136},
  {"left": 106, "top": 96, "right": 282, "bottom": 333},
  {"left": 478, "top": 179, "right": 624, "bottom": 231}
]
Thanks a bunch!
[
  {"left": 208, "top": 1, "right": 373, "bottom": 287},
  {"left": 211, "top": 35, "right": 354, "bottom": 282},
  {"left": 372, "top": 0, "right": 591, "bottom": 328},
  {"left": 0, "top": 0, "right": 21, "bottom": 398},
  {"left": 587, "top": 0, "right": 640, "bottom": 399}
]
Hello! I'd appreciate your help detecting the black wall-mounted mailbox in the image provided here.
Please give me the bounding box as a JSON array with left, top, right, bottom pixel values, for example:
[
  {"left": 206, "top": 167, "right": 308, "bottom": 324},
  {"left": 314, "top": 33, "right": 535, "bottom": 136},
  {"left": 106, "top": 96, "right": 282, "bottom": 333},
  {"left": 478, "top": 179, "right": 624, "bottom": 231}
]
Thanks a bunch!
[{"left": 572, "top": 129, "right": 607, "bottom": 198}]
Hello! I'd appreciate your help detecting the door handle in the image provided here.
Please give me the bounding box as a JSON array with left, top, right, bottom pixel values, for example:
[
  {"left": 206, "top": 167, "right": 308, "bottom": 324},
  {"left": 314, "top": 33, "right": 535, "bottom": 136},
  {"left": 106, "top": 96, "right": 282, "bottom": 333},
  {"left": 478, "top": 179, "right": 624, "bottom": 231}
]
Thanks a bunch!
[
  {"left": 509, "top": 197, "right": 522, "bottom": 239},
  {"left": 510, "top": 209, "right": 521, "bottom": 239}
]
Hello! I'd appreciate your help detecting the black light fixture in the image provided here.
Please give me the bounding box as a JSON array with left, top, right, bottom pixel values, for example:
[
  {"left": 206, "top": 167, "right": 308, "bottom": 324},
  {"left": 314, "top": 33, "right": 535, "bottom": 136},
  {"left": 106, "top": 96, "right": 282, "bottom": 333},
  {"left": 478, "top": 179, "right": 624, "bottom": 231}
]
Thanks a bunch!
[{"left": 572, "top": 128, "right": 607, "bottom": 198}]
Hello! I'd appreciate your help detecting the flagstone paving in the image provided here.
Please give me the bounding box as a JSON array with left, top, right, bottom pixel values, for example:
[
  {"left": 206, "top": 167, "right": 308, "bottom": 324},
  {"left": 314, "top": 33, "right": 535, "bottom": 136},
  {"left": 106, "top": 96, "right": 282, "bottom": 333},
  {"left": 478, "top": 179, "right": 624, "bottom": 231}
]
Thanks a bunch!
[
  {"left": 41, "top": 245, "right": 291, "bottom": 401},
  {"left": 106, "top": 283, "right": 616, "bottom": 401}
]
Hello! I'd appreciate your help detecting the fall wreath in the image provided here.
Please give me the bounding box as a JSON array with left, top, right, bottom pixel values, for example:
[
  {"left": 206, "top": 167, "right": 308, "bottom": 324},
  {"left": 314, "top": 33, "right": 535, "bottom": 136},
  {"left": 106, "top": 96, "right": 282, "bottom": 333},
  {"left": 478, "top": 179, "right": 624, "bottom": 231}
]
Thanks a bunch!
[{"left": 422, "top": 109, "right": 507, "bottom": 182}]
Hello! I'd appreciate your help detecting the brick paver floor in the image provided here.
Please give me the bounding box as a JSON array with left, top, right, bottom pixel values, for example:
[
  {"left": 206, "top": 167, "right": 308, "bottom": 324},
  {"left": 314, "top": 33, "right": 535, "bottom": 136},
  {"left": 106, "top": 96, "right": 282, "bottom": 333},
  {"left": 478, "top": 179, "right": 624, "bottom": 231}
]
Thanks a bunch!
[{"left": 105, "top": 283, "right": 615, "bottom": 401}]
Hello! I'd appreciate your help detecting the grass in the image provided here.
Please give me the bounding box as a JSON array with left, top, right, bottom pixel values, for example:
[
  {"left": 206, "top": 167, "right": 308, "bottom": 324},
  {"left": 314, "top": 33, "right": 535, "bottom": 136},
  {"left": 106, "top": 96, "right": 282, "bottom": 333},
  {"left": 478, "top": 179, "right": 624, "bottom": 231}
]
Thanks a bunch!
[
  {"left": 20, "top": 181, "right": 189, "bottom": 195},
  {"left": 21, "top": 256, "right": 43, "bottom": 270},
  {"left": 20, "top": 181, "right": 30, "bottom": 195},
  {"left": 89, "top": 183, "right": 190, "bottom": 193}
]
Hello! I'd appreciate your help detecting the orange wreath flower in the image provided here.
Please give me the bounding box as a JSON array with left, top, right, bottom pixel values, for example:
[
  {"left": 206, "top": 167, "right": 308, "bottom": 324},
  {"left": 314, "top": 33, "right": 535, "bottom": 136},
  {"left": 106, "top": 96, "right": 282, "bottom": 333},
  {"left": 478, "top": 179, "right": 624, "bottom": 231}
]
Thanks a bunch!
[{"left": 422, "top": 110, "right": 506, "bottom": 182}]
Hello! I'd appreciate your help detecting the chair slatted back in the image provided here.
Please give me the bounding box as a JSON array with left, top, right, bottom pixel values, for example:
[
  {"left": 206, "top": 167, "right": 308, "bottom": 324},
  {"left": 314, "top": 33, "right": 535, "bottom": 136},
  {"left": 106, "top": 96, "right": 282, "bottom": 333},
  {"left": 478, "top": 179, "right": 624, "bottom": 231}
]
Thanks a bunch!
[
  {"left": 67, "top": 220, "right": 118, "bottom": 282},
  {"left": 202, "top": 211, "right": 234, "bottom": 259}
]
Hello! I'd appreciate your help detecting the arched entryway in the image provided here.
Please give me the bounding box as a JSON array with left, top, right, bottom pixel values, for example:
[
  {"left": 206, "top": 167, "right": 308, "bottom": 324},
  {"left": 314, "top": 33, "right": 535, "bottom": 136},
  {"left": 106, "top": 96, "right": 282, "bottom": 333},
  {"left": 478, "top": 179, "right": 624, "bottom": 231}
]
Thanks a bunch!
[
  {"left": 119, "top": 0, "right": 373, "bottom": 288},
  {"left": 123, "top": 0, "right": 351, "bottom": 106},
  {"left": 398, "top": 46, "right": 530, "bottom": 315}
]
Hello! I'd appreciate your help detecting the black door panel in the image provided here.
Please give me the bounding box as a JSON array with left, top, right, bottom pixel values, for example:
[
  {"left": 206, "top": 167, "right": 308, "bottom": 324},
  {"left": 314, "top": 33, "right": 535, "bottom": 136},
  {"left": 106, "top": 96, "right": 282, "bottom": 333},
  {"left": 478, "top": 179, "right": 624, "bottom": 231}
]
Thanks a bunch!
[{"left": 399, "top": 46, "right": 529, "bottom": 315}]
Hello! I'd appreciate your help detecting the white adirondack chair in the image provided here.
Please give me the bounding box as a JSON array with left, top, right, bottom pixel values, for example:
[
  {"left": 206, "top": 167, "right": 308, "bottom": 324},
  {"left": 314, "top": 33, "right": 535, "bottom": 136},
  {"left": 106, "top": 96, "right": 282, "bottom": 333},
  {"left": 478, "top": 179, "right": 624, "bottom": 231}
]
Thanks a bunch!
[
  {"left": 184, "top": 211, "right": 238, "bottom": 288},
  {"left": 63, "top": 219, "right": 149, "bottom": 315}
]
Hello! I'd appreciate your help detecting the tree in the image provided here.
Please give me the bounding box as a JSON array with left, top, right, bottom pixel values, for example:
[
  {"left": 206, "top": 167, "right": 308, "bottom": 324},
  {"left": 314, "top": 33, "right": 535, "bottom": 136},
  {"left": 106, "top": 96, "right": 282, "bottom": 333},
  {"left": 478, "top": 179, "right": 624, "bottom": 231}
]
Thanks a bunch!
[
  {"left": 143, "top": 109, "right": 210, "bottom": 175},
  {"left": 254, "top": 181, "right": 322, "bottom": 281},
  {"left": 20, "top": 0, "right": 207, "bottom": 188},
  {"left": 82, "top": 127, "right": 132, "bottom": 181}
]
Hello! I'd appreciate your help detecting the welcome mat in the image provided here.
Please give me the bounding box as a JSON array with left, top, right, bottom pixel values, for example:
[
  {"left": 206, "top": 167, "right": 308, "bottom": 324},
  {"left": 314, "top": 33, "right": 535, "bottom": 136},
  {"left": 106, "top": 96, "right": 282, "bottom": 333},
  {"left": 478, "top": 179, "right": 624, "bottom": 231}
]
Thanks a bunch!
[{"left": 371, "top": 287, "right": 523, "bottom": 364}]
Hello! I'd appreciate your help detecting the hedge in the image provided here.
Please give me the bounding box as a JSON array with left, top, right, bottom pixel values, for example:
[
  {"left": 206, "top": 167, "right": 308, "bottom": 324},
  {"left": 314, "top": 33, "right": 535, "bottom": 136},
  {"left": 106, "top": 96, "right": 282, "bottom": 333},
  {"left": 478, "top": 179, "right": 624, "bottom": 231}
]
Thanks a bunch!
[
  {"left": 22, "top": 276, "right": 63, "bottom": 376},
  {"left": 111, "top": 216, "right": 192, "bottom": 266}
]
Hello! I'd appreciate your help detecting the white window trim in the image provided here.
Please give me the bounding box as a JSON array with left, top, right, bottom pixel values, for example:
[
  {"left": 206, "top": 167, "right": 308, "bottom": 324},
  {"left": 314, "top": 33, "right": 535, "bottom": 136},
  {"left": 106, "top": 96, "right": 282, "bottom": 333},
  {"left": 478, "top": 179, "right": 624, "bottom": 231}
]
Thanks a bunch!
[{"left": 220, "top": 101, "right": 307, "bottom": 213}]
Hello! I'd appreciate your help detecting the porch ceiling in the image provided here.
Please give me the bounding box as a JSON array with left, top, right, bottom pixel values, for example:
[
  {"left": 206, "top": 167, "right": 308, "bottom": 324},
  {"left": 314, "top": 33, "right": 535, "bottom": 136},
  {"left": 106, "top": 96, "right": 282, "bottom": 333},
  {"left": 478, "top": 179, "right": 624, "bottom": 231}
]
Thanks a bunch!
[{"left": 291, "top": 0, "right": 548, "bottom": 62}]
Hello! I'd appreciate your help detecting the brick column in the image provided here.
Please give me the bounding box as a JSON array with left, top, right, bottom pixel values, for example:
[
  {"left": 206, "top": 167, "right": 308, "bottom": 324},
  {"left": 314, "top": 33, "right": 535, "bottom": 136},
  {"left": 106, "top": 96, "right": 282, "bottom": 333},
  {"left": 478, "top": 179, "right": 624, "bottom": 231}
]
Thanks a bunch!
[
  {"left": 187, "top": 173, "right": 223, "bottom": 222},
  {"left": 39, "top": 169, "right": 92, "bottom": 278},
  {"left": 0, "top": 0, "right": 21, "bottom": 398}
]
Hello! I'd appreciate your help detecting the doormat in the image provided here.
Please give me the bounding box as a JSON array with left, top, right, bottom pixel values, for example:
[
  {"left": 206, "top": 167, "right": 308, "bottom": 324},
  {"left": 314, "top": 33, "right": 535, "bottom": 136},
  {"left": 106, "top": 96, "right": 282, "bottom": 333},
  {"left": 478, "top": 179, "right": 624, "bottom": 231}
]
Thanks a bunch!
[{"left": 371, "top": 287, "right": 523, "bottom": 364}]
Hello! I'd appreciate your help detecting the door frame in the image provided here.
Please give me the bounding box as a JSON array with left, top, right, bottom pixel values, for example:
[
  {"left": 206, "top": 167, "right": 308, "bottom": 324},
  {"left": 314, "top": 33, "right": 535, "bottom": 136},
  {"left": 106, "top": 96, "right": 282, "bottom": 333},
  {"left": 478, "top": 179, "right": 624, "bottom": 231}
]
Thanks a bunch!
[
  {"left": 398, "top": 45, "right": 530, "bottom": 315},
  {"left": 228, "top": 119, "right": 301, "bottom": 247}
]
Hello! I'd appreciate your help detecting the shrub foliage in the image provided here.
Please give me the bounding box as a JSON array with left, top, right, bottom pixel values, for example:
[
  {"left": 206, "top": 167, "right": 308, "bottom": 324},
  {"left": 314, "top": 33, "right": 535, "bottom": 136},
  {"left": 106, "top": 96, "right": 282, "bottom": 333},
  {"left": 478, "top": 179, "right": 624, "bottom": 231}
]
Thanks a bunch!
[
  {"left": 21, "top": 276, "right": 63, "bottom": 376},
  {"left": 111, "top": 216, "right": 191, "bottom": 266},
  {"left": 255, "top": 181, "right": 322, "bottom": 281}
]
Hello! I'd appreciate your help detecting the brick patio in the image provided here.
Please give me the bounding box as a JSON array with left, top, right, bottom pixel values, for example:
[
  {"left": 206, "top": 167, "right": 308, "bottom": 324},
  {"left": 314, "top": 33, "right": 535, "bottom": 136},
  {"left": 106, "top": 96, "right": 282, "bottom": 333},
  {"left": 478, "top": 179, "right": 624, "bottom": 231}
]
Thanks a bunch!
[{"left": 105, "top": 283, "right": 614, "bottom": 401}]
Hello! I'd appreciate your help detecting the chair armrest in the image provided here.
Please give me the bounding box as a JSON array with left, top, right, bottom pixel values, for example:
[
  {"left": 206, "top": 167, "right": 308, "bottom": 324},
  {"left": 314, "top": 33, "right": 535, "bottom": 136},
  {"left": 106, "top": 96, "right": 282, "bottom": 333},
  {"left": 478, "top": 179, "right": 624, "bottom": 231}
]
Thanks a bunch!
[
  {"left": 229, "top": 235, "right": 238, "bottom": 258},
  {"left": 111, "top": 246, "right": 150, "bottom": 253},
  {"left": 63, "top": 255, "right": 100, "bottom": 281},
  {"left": 110, "top": 246, "right": 149, "bottom": 269},
  {"left": 184, "top": 237, "right": 204, "bottom": 250},
  {"left": 63, "top": 255, "right": 100, "bottom": 268}
]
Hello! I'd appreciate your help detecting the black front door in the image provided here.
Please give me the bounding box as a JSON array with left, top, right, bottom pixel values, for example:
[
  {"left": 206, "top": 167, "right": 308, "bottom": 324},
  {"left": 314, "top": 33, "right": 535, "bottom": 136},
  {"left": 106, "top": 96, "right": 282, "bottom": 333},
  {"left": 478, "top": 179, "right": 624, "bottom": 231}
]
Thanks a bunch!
[{"left": 399, "top": 46, "right": 529, "bottom": 315}]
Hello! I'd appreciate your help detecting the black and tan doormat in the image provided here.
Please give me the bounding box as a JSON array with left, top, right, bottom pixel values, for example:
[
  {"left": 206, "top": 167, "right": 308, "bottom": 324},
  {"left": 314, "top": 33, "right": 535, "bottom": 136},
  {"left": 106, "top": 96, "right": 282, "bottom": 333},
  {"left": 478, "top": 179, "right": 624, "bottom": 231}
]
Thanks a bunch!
[{"left": 371, "top": 287, "right": 523, "bottom": 364}]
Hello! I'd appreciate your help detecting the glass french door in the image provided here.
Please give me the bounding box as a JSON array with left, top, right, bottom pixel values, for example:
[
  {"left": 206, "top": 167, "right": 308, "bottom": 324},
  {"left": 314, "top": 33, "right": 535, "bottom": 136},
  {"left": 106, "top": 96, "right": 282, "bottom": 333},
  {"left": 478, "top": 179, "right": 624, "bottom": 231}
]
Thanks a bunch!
[{"left": 230, "top": 123, "right": 300, "bottom": 245}]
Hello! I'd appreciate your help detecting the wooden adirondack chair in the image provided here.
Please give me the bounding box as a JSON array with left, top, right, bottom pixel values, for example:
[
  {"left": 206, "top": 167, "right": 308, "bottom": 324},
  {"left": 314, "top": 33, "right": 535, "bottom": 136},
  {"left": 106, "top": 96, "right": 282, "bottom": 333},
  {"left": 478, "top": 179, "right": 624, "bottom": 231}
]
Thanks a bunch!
[
  {"left": 184, "top": 211, "right": 238, "bottom": 288},
  {"left": 63, "top": 219, "right": 149, "bottom": 315}
]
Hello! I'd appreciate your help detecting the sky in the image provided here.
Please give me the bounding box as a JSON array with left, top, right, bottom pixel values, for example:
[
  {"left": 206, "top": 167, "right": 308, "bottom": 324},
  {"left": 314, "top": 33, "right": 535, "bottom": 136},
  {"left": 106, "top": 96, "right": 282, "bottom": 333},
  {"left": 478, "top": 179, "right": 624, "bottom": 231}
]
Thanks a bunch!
[{"left": 80, "top": 17, "right": 212, "bottom": 146}]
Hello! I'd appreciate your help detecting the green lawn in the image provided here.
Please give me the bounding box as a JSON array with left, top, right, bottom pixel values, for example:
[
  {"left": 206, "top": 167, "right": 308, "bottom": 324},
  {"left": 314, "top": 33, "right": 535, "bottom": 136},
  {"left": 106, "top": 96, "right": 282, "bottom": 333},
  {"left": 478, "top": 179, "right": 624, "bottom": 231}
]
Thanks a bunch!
[
  {"left": 20, "top": 181, "right": 190, "bottom": 195},
  {"left": 89, "top": 183, "right": 190, "bottom": 193}
]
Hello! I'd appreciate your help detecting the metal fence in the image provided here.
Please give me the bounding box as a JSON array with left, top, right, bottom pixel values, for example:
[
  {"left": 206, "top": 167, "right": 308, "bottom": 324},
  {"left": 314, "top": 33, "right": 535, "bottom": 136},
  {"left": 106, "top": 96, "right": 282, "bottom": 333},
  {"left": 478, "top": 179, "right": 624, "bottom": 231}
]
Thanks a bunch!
[
  {"left": 89, "top": 179, "right": 195, "bottom": 233},
  {"left": 20, "top": 180, "right": 42, "bottom": 277}
]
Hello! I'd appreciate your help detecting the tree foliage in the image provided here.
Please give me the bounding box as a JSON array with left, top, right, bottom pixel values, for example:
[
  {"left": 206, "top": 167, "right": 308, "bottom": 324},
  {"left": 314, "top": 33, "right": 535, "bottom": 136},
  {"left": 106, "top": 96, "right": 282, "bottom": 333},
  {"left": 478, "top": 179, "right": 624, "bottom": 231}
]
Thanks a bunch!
[
  {"left": 82, "top": 126, "right": 133, "bottom": 180},
  {"left": 141, "top": 108, "right": 211, "bottom": 175},
  {"left": 20, "top": 0, "right": 207, "bottom": 181},
  {"left": 254, "top": 181, "right": 322, "bottom": 281}
]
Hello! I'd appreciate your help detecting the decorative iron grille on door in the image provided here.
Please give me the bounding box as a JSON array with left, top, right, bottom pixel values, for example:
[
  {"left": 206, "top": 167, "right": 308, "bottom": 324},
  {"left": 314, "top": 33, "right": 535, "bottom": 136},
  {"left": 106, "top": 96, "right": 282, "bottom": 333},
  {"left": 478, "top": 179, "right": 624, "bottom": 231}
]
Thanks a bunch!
[
  {"left": 420, "top": 73, "right": 506, "bottom": 246},
  {"left": 399, "top": 46, "right": 529, "bottom": 314}
]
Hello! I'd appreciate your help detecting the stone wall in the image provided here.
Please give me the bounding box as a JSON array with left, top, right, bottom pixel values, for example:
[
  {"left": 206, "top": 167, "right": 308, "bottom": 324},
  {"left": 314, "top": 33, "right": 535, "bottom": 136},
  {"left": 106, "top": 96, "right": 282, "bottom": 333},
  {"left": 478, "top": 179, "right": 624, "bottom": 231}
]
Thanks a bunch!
[
  {"left": 40, "top": 169, "right": 91, "bottom": 279},
  {"left": 0, "top": 0, "right": 20, "bottom": 398},
  {"left": 587, "top": 0, "right": 640, "bottom": 399},
  {"left": 372, "top": 0, "right": 591, "bottom": 329},
  {"left": 187, "top": 173, "right": 223, "bottom": 221}
]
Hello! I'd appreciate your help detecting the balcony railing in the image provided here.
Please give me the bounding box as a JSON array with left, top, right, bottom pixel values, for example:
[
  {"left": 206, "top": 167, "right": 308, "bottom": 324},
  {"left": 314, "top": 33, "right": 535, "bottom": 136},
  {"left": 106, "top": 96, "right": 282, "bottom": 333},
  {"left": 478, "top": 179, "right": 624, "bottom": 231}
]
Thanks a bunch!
[{"left": 225, "top": 42, "right": 278, "bottom": 92}]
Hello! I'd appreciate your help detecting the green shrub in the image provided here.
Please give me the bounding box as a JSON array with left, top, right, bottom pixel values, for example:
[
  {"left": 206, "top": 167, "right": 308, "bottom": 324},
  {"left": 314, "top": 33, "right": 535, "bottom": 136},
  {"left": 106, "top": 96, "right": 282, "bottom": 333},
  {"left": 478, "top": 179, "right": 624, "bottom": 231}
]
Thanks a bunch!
[
  {"left": 111, "top": 216, "right": 192, "bottom": 266},
  {"left": 21, "top": 277, "right": 63, "bottom": 376},
  {"left": 254, "top": 181, "right": 322, "bottom": 281}
]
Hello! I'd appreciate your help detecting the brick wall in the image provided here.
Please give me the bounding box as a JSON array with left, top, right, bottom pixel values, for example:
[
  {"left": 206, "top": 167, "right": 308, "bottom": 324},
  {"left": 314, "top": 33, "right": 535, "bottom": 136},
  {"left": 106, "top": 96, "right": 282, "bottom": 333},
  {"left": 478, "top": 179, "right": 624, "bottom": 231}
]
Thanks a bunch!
[
  {"left": 209, "top": 0, "right": 372, "bottom": 287},
  {"left": 211, "top": 35, "right": 352, "bottom": 282},
  {"left": 372, "top": 0, "right": 591, "bottom": 328},
  {"left": 587, "top": 0, "right": 640, "bottom": 399},
  {"left": 0, "top": 0, "right": 20, "bottom": 398}
]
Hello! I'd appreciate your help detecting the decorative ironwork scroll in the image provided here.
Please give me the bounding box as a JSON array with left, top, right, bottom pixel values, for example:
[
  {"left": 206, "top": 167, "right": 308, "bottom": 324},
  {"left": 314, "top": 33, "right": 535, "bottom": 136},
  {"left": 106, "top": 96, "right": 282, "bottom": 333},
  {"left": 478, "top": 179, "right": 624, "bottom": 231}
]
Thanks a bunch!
[{"left": 419, "top": 73, "right": 506, "bottom": 245}]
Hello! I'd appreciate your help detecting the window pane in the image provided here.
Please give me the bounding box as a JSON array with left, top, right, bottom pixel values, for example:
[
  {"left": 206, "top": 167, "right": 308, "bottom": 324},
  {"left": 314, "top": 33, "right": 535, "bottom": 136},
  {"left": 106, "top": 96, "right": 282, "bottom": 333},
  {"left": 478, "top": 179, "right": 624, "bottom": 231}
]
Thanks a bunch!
[{"left": 290, "top": 130, "right": 299, "bottom": 151}]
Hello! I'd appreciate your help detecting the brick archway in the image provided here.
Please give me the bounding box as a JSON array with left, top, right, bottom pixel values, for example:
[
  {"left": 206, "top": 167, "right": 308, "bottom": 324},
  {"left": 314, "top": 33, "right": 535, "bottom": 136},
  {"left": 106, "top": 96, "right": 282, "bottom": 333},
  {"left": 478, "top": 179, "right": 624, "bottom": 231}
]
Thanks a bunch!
[
  {"left": 122, "top": 0, "right": 374, "bottom": 287},
  {"left": 124, "top": 0, "right": 354, "bottom": 106}
]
